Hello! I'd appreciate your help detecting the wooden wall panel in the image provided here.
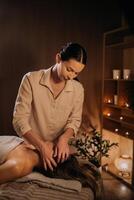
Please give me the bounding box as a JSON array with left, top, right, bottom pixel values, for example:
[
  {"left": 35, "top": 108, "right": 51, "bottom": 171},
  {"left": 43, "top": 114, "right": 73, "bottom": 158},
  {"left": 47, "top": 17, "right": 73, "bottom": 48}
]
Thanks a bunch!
[{"left": 0, "top": 1, "right": 121, "bottom": 135}]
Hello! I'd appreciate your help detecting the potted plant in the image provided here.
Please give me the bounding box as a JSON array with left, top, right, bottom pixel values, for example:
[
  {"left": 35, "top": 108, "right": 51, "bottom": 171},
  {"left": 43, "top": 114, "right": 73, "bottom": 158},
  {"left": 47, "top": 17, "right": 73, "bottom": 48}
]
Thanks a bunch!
[{"left": 70, "top": 130, "right": 118, "bottom": 168}]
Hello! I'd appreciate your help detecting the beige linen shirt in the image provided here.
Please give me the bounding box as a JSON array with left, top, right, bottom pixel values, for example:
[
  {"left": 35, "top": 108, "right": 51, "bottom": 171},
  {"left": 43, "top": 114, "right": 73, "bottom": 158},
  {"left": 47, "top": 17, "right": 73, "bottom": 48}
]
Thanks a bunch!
[{"left": 13, "top": 67, "right": 84, "bottom": 141}]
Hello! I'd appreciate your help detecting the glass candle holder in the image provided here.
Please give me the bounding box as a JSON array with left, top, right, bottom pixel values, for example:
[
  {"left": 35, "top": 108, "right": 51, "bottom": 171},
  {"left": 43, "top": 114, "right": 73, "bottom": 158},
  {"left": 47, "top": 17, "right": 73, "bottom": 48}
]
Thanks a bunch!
[
  {"left": 113, "top": 69, "right": 120, "bottom": 80},
  {"left": 114, "top": 154, "right": 132, "bottom": 177},
  {"left": 123, "top": 69, "right": 131, "bottom": 80}
]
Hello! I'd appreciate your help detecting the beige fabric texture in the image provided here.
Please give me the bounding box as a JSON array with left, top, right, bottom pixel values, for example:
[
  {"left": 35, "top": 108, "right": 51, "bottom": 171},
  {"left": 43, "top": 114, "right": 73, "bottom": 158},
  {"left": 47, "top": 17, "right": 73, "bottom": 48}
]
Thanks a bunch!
[
  {"left": 16, "top": 171, "right": 82, "bottom": 192},
  {"left": 13, "top": 67, "right": 84, "bottom": 141},
  {"left": 0, "top": 182, "right": 94, "bottom": 200}
]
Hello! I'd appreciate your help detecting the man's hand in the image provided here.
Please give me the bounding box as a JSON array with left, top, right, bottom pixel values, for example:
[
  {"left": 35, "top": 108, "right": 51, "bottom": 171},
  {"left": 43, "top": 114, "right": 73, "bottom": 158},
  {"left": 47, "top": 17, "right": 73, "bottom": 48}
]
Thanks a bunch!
[
  {"left": 54, "top": 135, "right": 70, "bottom": 163},
  {"left": 39, "top": 141, "right": 57, "bottom": 171}
]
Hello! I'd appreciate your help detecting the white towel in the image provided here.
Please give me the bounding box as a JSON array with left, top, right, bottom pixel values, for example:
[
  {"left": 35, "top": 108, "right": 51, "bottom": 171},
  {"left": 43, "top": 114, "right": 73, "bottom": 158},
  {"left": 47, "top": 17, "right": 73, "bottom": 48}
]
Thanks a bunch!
[{"left": 0, "top": 136, "right": 24, "bottom": 164}]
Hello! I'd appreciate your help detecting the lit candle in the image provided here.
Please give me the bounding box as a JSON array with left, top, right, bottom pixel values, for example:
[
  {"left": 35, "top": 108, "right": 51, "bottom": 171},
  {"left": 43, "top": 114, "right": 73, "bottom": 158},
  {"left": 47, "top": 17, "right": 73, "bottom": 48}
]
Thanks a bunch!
[
  {"left": 116, "top": 75, "right": 119, "bottom": 80},
  {"left": 125, "top": 103, "right": 130, "bottom": 108},
  {"left": 113, "top": 69, "right": 120, "bottom": 80},
  {"left": 125, "top": 75, "right": 129, "bottom": 80},
  {"left": 125, "top": 132, "right": 129, "bottom": 136},
  {"left": 123, "top": 69, "right": 131, "bottom": 80},
  {"left": 115, "top": 128, "right": 119, "bottom": 132},
  {"left": 108, "top": 99, "right": 111, "bottom": 103},
  {"left": 120, "top": 116, "right": 123, "bottom": 120}
]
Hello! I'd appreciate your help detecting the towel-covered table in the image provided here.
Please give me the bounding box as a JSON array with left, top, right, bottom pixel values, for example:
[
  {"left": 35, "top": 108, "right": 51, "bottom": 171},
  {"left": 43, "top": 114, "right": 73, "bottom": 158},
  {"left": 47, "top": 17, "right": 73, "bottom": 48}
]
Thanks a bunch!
[
  {"left": 0, "top": 135, "right": 103, "bottom": 200},
  {"left": 0, "top": 159, "right": 103, "bottom": 200}
]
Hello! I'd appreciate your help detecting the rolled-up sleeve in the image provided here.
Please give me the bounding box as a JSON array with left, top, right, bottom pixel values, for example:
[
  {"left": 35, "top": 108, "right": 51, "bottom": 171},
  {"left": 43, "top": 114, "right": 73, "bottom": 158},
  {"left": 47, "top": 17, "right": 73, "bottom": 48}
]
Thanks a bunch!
[
  {"left": 12, "top": 74, "right": 32, "bottom": 136},
  {"left": 64, "top": 85, "right": 84, "bottom": 137}
]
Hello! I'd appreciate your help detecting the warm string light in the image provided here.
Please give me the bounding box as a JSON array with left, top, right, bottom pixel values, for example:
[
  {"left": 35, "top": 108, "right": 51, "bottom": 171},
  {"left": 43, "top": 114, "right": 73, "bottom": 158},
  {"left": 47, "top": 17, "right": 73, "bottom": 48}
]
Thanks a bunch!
[{"left": 107, "top": 113, "right": 111, "bottom": 117}]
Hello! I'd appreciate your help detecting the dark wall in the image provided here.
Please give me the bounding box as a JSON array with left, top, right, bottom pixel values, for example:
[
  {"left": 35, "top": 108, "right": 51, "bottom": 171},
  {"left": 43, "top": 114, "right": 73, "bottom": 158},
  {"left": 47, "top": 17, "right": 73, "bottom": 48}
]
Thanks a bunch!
[{"left": 0, "top": 0, "right": 122, "bottom": 135}]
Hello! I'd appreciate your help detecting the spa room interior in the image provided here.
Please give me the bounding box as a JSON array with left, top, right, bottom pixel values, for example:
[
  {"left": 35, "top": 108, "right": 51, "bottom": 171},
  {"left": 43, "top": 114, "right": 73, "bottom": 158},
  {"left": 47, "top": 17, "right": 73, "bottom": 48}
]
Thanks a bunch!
[{"left": 0, "top": 0, "right": 134, "bottom": 199}]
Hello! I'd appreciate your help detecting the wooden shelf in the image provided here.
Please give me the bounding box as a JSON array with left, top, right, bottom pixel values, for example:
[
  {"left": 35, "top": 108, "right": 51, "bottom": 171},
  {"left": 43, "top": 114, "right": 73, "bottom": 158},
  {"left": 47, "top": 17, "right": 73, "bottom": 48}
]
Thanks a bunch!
[
  {"left": 103, "top": 103, "right": 134, "bottom": 112},
  {"left": 104, "top": 79, "right": 134, "bottom": 82},
  {"left": 104, "top": 116, "right": 134, "bottom": 126},
  {"left": 102, "top": 26, "right": 134, "bottom": 187},
  {"left": 103, "top": 117, "right": 134, "bottom": 140},
  {"left": 106, "top": 40, "right": 134, "bottom": 48}
]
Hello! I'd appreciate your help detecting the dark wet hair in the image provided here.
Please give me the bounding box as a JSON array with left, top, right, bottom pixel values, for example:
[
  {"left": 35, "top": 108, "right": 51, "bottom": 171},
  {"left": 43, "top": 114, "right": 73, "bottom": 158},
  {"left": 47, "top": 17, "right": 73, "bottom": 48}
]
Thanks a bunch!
[
  {"left": 60, "top": 43, "right": 87, "bottom": 65},
  {"left": 35, "top": 155, "right": 102, "bottom": 199}
]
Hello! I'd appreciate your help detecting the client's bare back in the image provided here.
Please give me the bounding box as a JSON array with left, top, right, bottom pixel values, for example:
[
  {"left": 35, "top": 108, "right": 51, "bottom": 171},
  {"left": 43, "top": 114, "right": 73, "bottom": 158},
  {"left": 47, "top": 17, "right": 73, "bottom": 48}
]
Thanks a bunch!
[{"left": 0, "top": 143, "right": 40, "bottom": 184}]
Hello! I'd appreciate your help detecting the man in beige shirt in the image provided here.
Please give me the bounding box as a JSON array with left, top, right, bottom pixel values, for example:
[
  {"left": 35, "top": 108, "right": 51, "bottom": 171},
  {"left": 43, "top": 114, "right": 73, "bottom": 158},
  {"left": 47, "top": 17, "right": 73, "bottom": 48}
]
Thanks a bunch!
[{"left": 0, "top": 43, "right": 87, "bottom": 183}]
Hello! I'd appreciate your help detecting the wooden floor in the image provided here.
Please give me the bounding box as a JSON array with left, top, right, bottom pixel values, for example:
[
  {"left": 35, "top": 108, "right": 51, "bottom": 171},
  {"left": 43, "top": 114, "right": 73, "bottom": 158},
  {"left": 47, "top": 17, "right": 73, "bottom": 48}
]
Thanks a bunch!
[{"left": 102, "top": 171, "right": 134, "bottom": 200}]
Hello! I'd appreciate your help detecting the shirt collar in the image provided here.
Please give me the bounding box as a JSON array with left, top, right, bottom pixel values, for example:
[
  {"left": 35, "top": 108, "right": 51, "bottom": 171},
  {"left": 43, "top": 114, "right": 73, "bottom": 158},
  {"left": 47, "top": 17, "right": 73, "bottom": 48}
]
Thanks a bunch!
[
  {"left": 39, "top": 66, "right": 73, "bottom": 92},
  {"left": 64, "top": 80, "right": 73, "bottom": 92},
  {"left": 39, "top": 67, "right": 52, "bottom": 90}
]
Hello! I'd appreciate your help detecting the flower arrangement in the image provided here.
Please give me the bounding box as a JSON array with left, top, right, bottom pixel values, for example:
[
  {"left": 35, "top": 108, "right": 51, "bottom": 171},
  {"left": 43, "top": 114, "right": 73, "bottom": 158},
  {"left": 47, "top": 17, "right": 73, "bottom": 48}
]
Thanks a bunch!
[{"left": 70, "top": 130, "right": 118, "bottom": 167}]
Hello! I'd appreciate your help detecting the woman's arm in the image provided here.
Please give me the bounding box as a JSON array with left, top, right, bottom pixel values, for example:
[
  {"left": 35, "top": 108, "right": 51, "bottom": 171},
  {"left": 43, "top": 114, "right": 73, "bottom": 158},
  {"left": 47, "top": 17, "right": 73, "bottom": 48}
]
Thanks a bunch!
[
  {"left": 12, "top": 74, "right": 33, "bottom": 136},
  {"left": 24, "top": 130, "right": 57, "bottom": 171},
  {"left": 54, "top": 128, "right": 74, "bottom": 163},
  {"left": 13, "top": 74, "right": 57, "bottom": 170}
]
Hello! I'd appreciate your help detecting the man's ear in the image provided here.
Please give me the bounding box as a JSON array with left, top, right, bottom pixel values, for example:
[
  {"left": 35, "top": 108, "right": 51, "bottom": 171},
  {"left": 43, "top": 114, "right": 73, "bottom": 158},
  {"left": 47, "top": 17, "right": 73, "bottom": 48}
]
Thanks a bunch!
[{"left": 56, "top": 53, "right": 61, "bottom": 63}]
